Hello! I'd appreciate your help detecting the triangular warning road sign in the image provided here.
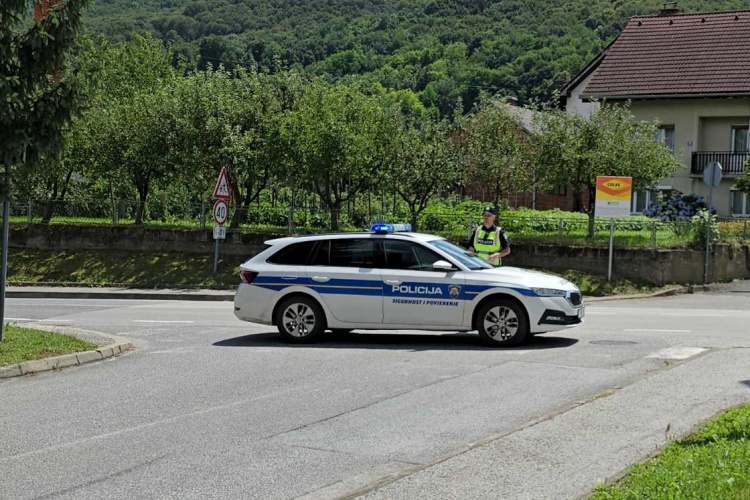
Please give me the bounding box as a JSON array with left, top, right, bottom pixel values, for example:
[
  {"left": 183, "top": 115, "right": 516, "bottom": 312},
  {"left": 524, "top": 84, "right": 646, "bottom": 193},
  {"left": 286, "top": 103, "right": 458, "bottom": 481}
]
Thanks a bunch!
[{"left": 213, "top": 167, "right": 231, "bottom": 200}]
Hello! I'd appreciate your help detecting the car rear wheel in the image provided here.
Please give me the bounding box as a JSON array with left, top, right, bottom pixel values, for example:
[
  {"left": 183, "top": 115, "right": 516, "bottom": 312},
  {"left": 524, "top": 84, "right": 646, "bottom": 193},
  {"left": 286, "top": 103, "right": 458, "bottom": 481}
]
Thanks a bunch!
[
  {"left": 276, "top": 296, "right": 326, "bottom": 343},
  {"left": 477, "top": 299, "right": 528, "bottom": 347}
]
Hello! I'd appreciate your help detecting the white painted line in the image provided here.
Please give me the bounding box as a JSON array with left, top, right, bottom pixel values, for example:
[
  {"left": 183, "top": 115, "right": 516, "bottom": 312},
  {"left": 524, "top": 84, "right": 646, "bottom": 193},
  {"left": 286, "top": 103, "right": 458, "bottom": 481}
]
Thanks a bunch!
[
  {"left": 582, "top": 311, "right": 617, "bottom": 315},
  {"left": 647, "top": 346, "right": 707, "bottom": 360},
  {"left": 622, "top": 329, "right": 692, "bottom": 333},
  {"left": 7, "top": 318, "right": 72, "bottom": 323},
  {"left": 132, "top": 320, "right": 194, "bottom": 324}
]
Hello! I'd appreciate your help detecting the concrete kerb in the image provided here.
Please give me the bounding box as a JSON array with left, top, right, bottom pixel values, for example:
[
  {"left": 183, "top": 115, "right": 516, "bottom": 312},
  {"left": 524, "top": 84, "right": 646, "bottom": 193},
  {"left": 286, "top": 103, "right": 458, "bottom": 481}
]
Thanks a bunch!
[
  {"left": 0, "top": 323, "right": 133, "bottom": 380},
  {"left": 6, "top": 286, "right": 234, "bottom": 301},
  {"left": 584, "top": 285, "right": 693, "bottom": 303}
]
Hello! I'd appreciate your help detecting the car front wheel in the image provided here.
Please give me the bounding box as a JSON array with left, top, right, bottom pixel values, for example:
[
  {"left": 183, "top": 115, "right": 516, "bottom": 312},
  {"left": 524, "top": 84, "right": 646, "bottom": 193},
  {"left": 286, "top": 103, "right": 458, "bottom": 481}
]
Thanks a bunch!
[
  {"left": 276, "top": 296, "right": 326, "bottom": 343},
  {"left": 477, "top": 299, "right": 529, "bottom": 347}
]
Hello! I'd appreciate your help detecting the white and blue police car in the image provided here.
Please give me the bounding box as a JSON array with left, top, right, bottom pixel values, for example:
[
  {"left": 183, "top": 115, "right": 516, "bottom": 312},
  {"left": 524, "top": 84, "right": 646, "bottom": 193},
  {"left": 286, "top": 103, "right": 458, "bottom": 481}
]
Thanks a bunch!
[{"left": 233, "top": 223, "right": 584, "bottom": 347}]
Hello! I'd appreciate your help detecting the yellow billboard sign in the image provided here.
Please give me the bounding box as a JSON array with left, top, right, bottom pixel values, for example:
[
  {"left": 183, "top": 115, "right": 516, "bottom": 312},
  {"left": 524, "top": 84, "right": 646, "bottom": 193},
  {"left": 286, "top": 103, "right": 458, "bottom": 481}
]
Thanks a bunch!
[{"left": 595, "top": 176, "right": 632, "bottom": 217}]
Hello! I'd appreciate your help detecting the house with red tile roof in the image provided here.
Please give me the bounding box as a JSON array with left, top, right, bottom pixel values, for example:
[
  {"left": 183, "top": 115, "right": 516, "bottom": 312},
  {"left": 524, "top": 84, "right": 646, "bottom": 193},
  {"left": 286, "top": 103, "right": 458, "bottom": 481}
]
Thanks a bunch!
[{"left": 560, "top": 5, "right": 750, "bottom": 217}]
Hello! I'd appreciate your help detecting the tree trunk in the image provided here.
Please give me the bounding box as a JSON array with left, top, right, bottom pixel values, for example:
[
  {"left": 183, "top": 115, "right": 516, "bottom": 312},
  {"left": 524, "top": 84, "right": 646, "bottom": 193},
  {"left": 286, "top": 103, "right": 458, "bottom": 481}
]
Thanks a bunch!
[
  {"left": 330, "top": 202, "right": 341, "bottom": 231},
  {"left": 586, "top": 184, "right": 596, "bottom": 238},
  {"left": 410, "top": 211, "right": 418, "bottom": 232},
  {"left": 41, "top": 200, "right": 55, "bottom": 224},
  {"left": 135, "top": 199, "right": 146, "bottom": 225}
]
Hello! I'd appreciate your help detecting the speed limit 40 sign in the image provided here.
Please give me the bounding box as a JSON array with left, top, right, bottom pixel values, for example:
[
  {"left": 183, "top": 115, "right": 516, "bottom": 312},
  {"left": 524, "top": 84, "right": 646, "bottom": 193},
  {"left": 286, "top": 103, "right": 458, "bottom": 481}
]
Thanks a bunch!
[{"left": 213, "top": 200, "right": 228, "bottom": 225}]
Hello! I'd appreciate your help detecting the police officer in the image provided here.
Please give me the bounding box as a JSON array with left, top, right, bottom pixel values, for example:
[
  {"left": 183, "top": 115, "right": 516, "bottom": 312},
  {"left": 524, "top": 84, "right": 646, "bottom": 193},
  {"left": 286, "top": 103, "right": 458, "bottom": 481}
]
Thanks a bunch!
[{"left": 467, "top": 206, "right": 510, "bottom": 266}]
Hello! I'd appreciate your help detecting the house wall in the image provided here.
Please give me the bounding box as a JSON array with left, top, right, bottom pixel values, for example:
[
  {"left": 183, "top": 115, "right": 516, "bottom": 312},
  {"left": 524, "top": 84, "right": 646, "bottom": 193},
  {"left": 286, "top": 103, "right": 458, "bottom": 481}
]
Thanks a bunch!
[
  {"left": 565, "top": 72, "right": 600, "bottom": 118},
  {"left": 629, "top": 98, "right": 750, "bottom": 216}
]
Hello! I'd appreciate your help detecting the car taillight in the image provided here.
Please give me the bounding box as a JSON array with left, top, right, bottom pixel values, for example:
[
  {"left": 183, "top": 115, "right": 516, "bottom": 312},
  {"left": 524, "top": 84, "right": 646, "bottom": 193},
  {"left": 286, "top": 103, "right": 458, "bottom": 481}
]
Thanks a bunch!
[{"left": 240, "top": 270, "right": 258, "bottom": 284}]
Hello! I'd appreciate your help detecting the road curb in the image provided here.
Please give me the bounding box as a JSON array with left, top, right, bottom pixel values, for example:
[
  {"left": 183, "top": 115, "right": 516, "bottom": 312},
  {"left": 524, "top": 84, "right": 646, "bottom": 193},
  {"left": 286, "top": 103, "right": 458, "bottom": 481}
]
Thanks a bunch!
[
  {"left": 6, "top": 289, "right": 234, "bottom": 301},
  {"left": 584, "top": 285, "right": 690, "bottom": 303},
  {"left": 0, "top": 341, "right": 133, "bottom": 379}
]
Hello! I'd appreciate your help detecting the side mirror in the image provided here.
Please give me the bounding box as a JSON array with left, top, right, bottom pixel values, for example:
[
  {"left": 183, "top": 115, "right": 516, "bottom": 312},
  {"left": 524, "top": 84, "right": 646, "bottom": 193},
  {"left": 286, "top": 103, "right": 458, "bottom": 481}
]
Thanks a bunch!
[{"left": 433, "top": 260, "right": 457, "bottom": 272}]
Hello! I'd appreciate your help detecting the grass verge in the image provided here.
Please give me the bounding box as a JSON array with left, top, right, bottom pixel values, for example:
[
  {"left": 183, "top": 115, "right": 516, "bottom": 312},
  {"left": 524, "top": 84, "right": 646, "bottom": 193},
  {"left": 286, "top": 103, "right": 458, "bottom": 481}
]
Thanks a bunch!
[
  {"left": 591, "top": 403, "right": 750, "bottom": 499},
  {"left": 7, "top": 249, "right": 675, "bottom": 296},
  {"left": 0, "top": 324, "right": 97, "bottom": 367},
  {"left": 9, "top": 249, "right": 245, "bottom": 289}
]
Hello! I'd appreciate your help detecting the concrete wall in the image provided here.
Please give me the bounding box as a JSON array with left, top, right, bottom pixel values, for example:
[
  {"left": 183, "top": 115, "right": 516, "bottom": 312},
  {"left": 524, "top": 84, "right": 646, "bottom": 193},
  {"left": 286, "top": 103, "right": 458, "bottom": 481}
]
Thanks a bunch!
[
  {"left": 565, "top": 72, "right": 600, "bottom": 119},
  {"left": 9, "top": 225, "right": 750, "bottom": 285},
  {"left": 510, "top": 243, "right": 750, "bottom": 285}
]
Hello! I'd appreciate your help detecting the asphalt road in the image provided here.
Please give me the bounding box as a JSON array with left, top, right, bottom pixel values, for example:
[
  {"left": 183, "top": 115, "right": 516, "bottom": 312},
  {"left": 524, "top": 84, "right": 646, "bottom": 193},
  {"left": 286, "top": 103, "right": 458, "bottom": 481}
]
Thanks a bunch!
[{"left": 1, "top": 285, "right": 749, "bottom": 499}]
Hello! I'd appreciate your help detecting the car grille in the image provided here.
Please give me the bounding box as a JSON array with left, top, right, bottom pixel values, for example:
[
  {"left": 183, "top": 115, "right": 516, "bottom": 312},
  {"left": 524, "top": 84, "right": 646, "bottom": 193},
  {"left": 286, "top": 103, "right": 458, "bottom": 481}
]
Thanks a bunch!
[{"left": 568, "top": 292, "right": 582, "bottom": 306}]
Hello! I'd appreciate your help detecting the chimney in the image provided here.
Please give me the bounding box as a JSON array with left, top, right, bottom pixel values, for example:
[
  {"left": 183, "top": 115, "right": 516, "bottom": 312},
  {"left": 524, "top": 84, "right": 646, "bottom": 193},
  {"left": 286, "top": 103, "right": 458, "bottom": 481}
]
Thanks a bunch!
[
  {"left": 505, "top": 96, "right": 519, "bottom": 106},
  {"left": 658, "top": 1, "right": 680, "bottom": 16}
]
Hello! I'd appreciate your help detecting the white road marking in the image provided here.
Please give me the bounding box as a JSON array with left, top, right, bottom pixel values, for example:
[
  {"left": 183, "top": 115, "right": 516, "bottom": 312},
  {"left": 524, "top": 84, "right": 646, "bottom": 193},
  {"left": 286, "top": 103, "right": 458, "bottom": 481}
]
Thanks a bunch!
[
  {"left": 622, "top": 329, "right": 692, "bottom": 333},
  {"left": 662, "top": 313, "right": 724, "bottom": 317},
  {"left": 582, "top": 311, "right": 616, "bottom": 315},
  {"left": 6, "top": 318, "right": 72, "bottom": 323},
  {"left": 132, "top": 320, "right": 194, "bottom": 324},
  {"left": 647, "top": 346, "right": 707, "bottom": 360}
]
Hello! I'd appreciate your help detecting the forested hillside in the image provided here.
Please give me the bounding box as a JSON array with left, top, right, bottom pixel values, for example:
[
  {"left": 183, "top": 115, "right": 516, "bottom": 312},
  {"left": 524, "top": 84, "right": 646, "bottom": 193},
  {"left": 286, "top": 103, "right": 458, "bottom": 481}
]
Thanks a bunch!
[{"left": 84, "top": 0, "right": 746, "bottom": 113}]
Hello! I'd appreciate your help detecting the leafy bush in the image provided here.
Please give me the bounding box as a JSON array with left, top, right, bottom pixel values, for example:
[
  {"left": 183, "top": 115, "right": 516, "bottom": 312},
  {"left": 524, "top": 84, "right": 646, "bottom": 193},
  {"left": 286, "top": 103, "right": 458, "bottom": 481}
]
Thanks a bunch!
[
  {"left": 643, "top": 191, "right": 715, "bottom": 221},
  {"left": 691, "top": 209, "right": 721, "bottom": 246}
]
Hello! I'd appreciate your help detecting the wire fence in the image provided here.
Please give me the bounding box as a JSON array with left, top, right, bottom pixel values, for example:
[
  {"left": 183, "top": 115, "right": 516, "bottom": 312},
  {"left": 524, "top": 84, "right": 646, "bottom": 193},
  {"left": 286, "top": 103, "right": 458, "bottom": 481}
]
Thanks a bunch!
[{"left": 5, "top": 198, "right": 750, "bottom": 249}]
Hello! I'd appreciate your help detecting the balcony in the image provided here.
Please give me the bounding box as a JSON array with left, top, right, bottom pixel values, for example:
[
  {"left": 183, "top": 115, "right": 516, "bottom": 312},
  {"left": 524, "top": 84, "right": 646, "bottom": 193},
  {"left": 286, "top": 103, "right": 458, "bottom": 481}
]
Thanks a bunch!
[{"left": 691, "top": 152, "right": 748, "bottom": 176}]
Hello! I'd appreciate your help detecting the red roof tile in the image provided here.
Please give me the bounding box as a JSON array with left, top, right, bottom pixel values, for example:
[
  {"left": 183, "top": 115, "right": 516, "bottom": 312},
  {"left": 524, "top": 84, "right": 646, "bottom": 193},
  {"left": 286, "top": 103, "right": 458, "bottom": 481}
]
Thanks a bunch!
[{"left": 582, "top": 10, "right": 750, "bottom": 98}]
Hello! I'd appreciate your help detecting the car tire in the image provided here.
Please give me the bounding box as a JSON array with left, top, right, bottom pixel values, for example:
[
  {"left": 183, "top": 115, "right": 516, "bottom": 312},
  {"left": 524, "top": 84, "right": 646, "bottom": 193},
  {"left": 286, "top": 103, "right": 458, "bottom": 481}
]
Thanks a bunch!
[
  {"left": 476, "top": 299, "right": 529, "bottom": 347},
  {"left": 275, "top": 295, "right": 326, "bottom": 343}
]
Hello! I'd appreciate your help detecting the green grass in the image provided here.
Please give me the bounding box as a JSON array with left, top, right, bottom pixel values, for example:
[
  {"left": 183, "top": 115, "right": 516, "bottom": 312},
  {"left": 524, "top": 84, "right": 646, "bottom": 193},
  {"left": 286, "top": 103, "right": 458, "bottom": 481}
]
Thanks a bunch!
[
  {"left": 591, "top": 404, "right": 750, "bottom": 500},
  {"left": 0, "top": 324, "right": 97, "bottom": 367},
  {"left": 8, "top": 249, "right": 245, "bottom": 288}
]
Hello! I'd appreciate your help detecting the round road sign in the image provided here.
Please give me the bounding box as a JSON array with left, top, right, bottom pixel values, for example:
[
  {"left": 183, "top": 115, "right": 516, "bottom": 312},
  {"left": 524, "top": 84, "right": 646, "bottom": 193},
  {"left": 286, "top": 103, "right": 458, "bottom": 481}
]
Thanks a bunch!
[{"left": 213, "top": 200, "right": 228, "bottom": 225}]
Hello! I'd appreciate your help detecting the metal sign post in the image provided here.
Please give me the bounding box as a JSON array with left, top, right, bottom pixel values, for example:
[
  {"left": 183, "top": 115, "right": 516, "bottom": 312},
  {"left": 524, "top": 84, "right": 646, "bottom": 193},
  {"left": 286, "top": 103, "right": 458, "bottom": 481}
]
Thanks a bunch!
[
  {"left": 702, "top": 162, "right": 722, "bottom": 285},
  {"left": 211, "top": 169, "right": 231, "bottom": 274},
  {"left": 212, "top": 200, "right": 228, "bottom": 273}
]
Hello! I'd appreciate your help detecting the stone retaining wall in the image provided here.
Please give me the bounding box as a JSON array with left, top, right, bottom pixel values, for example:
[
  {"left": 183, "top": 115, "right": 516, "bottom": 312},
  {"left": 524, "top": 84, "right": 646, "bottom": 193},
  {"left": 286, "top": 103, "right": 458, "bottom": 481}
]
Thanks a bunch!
[{"left": 10, "top": 225, "right": 750, "bottom": 285}]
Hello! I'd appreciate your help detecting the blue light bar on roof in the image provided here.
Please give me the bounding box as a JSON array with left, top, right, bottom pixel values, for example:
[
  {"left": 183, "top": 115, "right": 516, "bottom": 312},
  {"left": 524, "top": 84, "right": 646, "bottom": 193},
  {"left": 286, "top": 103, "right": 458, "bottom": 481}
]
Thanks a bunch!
[{"left": 370, "top": 223, "right": 412, "bottom": 233}]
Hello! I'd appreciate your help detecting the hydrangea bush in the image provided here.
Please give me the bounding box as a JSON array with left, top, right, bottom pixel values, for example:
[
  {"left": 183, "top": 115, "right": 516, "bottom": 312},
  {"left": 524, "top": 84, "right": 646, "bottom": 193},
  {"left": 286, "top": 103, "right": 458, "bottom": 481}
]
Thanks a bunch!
[
  {"left": 643, "top": 191, "right": 716, "bottom": 221},
  {"left": 643, "top": 191, "right": 720, "bottom": 246}
]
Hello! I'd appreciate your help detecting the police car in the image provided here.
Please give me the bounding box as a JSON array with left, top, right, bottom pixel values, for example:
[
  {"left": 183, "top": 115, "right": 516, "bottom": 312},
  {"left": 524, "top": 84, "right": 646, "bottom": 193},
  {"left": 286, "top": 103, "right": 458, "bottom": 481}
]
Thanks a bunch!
[{"left": 233, "top": 224, "right": 584, "bottom": 347}]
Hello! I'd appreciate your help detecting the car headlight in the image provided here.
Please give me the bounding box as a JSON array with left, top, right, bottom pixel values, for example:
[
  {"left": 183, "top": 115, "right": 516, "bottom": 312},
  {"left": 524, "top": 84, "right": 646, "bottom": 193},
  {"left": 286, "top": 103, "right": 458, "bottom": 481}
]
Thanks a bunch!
[{"left": 531, "top": 288, "right": 568, "bottom": 297}]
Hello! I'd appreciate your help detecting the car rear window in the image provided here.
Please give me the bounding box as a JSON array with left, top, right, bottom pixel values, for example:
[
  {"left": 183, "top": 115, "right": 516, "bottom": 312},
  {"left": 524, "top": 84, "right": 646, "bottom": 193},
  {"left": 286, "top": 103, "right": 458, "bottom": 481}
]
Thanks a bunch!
[
  {"left": 266, "top": 241, "right": 316, "bottom": 265},
  {"left": 309, "top": 238, "right": 376, "bottom": 268}
]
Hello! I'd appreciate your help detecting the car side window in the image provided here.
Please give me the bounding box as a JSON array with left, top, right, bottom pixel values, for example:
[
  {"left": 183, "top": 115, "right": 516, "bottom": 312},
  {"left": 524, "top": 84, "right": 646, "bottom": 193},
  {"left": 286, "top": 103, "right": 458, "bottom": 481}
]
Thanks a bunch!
[
  {"left": 266, "top": 241, "right": 316, "bottom": 265},
  {"left": 309, "top": 239, "right": 376, "bottom": 268},
  {"left": 383, "top": 240, "right": 444, "bottom": 271}
]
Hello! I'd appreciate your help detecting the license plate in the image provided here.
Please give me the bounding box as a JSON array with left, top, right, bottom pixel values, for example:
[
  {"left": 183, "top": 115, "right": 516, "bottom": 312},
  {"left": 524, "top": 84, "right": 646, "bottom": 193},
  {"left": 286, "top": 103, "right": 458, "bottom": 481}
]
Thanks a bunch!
[{"left": 578, "top": 307, "right": 585, "bottom": 319}]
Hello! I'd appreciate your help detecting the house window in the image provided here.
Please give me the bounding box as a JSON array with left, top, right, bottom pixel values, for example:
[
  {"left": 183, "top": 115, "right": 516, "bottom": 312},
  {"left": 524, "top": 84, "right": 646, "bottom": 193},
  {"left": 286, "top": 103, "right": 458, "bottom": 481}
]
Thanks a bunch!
[
  {"left": 731, "top": 126, "right": 749, "bottom": 153},
  {"left": 631, "top": 186, "right": 672, "bottom": 214},
  {"left": 549, "top": 184, "right": 567, "bottom": 196},
  {"left": 731, "top": 190, "right": 749, "bottom": 216},
  {"left": 656, "top": 126, "right": 675, "bottom": 154}
]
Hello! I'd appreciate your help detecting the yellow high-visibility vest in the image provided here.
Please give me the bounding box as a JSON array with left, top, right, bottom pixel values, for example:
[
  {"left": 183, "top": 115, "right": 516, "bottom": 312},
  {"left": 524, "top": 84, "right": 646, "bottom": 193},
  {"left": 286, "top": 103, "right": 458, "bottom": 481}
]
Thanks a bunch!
[{"left": 473, "top": 225, "right": 502, "bottom": 267}]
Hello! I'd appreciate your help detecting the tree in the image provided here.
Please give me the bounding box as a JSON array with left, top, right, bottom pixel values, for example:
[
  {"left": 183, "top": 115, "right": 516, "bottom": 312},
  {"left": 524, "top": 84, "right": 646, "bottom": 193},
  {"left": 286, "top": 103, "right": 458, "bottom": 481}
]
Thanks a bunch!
[
  {"left": 736, "top": 159, "right": 750, "bottom": 196},
  {"left": 1, "top": 0, "right": 91, "bottom": 181},
  {"left": 462, "top": 99, "right": 535, "bottom": 207},
  {"left": 1, "top": 0, "right": 91, "bottom": 341},
  {"left": 533, "top": 104, "right": 681, "bottom": 237},
  {"left": 279, "top": 79, "right": 381, "bottom": 231},
  {"left": 379, "top": 109, "right": 461, "bottom": 231},
  {"left": 82, "top": 35, "right": 178, "bottom": 224}
]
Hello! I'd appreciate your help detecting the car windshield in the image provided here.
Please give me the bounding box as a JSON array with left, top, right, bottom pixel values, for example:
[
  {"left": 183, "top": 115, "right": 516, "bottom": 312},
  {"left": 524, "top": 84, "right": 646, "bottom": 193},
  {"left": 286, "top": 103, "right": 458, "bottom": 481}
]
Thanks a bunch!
[{"left": 428, "top": 239, "right": 493, "bottom": 270}]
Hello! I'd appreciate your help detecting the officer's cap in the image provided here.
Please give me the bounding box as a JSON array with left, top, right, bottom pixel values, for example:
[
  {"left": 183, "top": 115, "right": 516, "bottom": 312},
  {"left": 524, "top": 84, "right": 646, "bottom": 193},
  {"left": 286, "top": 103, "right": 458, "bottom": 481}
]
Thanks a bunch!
[{"left": 482, "top": 206, "right": 496, "bottom": 216}]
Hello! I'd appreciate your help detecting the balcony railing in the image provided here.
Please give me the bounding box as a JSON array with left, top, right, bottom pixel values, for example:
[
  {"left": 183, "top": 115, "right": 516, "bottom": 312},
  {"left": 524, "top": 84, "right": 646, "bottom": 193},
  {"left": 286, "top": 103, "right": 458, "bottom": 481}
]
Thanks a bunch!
[{"left": 691, "top": 152, "right": 748, "bottom": 176}]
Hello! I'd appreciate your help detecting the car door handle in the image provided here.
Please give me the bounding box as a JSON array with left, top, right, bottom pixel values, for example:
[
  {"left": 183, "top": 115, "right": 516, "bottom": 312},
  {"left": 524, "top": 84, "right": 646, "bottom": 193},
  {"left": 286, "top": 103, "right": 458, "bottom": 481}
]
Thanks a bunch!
[
  {"left": 281, "top": 276, "right": 299, "bottom": 280},
  {"left": 311, "top": 276, "right": 330, "bottom": 283},
  {"left": 384, "top": 279, "right": 401, "bottom": 285}
]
